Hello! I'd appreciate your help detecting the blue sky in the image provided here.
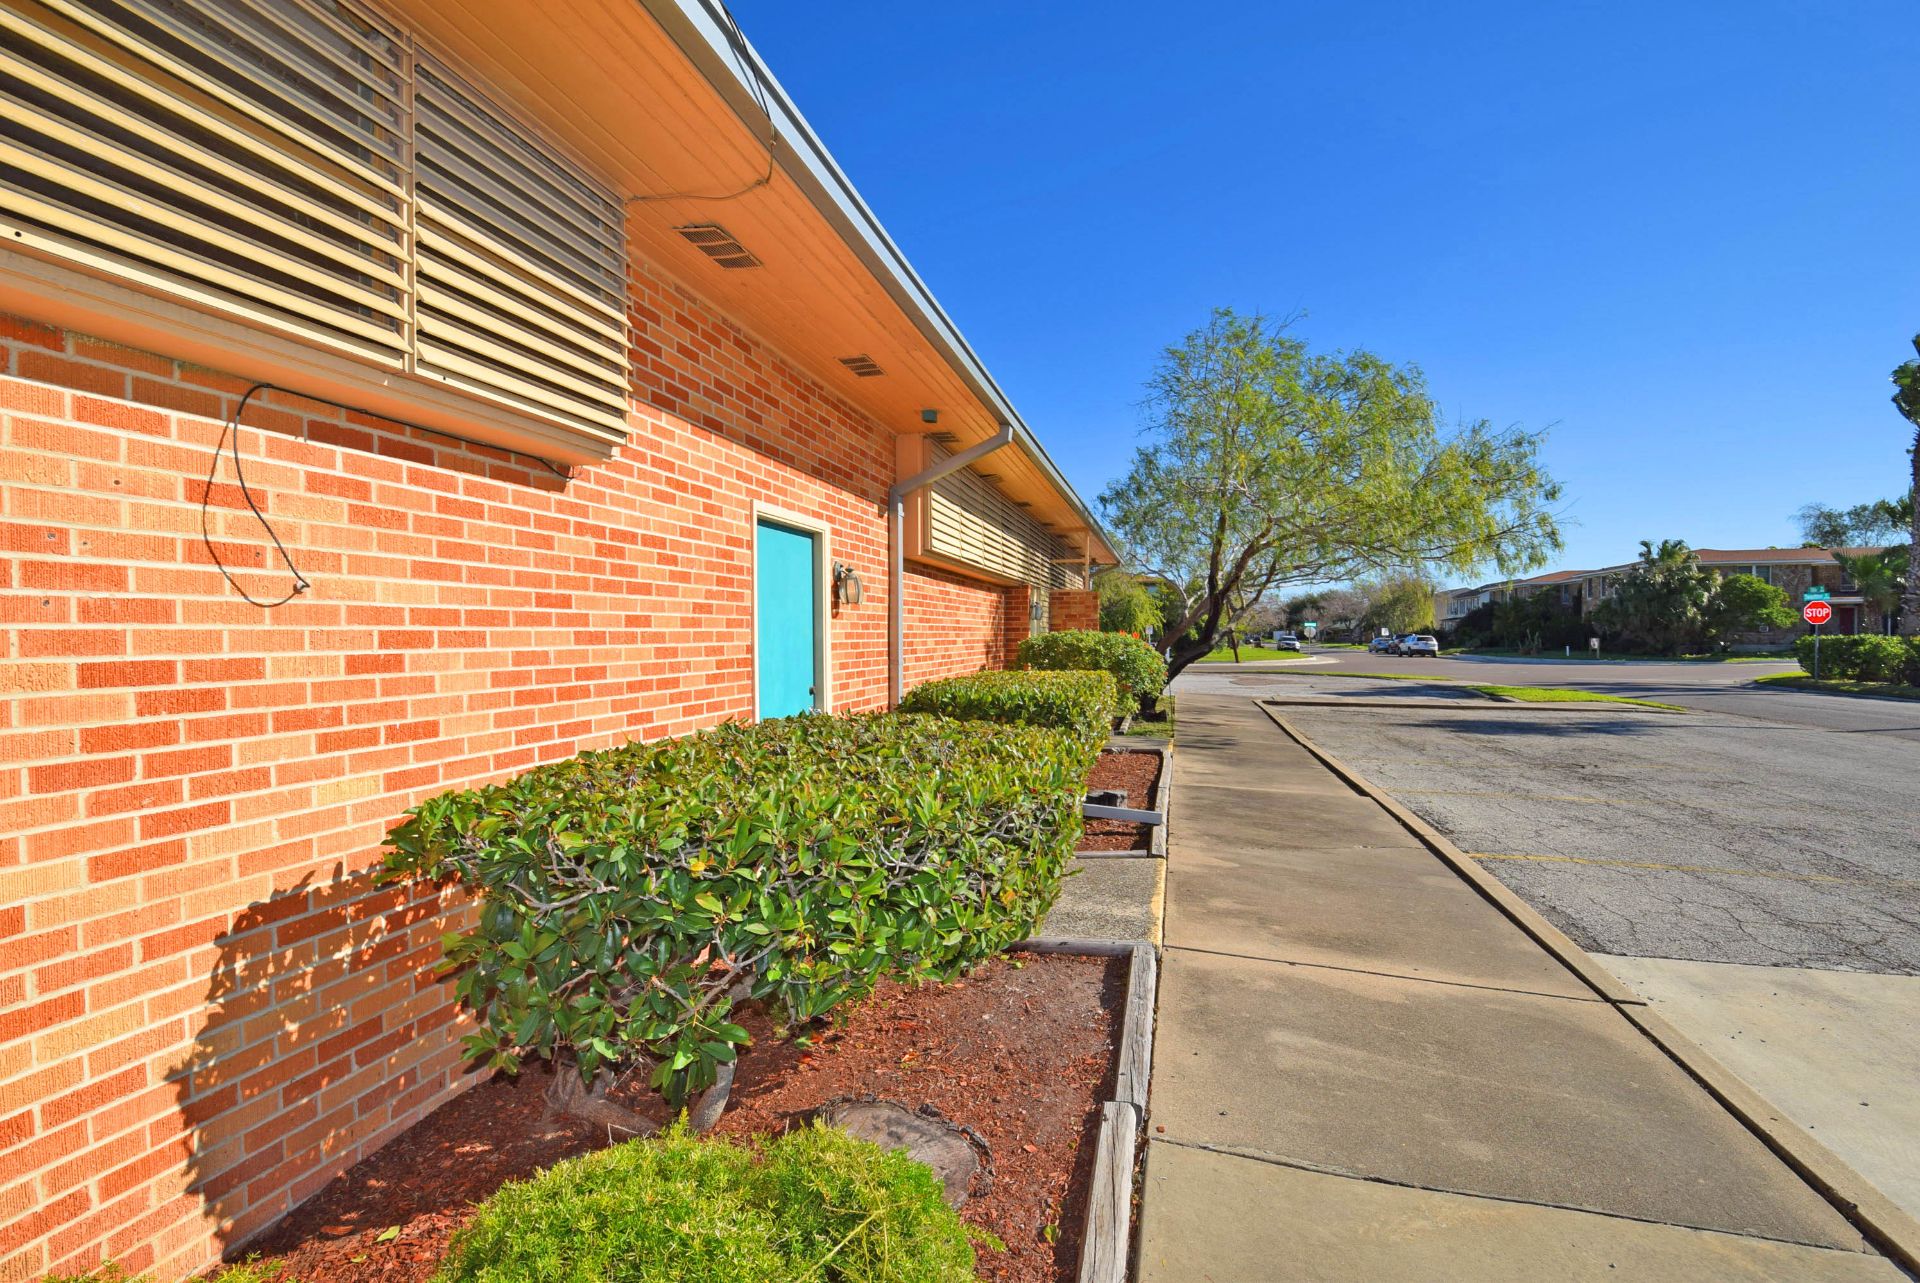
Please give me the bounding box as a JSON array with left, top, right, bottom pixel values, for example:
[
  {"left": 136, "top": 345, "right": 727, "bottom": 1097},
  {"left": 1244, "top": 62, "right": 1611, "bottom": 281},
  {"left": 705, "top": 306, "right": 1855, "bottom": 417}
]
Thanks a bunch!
[{"left": 730, "top": 2, "right": 1919, "bottom": 584}]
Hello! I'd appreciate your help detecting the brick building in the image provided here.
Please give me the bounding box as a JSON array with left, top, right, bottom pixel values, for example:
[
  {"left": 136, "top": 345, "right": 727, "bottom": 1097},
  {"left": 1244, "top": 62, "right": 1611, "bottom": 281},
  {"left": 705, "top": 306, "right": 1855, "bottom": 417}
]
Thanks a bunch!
[
  {"left": 1577, "top": 547, "right": 1890, "bottom": 644},
  {"left": 0, "top": 2, "right": 1114, "bottom": 1277}
]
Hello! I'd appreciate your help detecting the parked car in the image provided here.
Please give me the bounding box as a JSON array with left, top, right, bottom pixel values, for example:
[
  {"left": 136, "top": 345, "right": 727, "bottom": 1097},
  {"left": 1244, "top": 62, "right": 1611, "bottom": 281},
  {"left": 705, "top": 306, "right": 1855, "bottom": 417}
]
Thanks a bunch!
[
  {"left": 1367, "top": 635, "right": 1395, "bottom": 654},
  {"left": 1272, "top": 631, "right": 1303, "bottom": 652},
  {"left": 1399, "top": 634, "right": 1440, "bottom": 657}
]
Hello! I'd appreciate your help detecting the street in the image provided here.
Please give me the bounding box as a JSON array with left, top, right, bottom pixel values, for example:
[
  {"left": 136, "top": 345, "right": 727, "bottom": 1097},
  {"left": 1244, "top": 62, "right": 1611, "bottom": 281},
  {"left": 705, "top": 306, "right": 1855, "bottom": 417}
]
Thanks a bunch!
[
  {"left": 1197, "top": 647, "right": 1920, "bottom": 741},
  {"left": 1173, "top": 655, "right": 1920, "bottom": 1220}
]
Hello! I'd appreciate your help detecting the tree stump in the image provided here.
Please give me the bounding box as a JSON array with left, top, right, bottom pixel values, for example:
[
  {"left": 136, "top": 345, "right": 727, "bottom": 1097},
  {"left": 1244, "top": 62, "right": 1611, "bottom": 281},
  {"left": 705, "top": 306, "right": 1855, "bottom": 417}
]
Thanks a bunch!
[{"left": 816, "top": 1097, "right": 990, "bottom": 1207}]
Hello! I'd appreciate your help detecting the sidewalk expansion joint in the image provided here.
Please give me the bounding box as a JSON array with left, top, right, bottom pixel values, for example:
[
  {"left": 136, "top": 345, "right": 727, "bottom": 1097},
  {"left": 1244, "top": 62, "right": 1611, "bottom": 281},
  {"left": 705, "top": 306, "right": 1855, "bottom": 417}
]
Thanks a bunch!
[
  {"left": 1148, "top": 1136, "right": 1882, "bottom": 1257},
  {"left": 1162, "top": 943, "right": 1610, "bottom": 1004}
]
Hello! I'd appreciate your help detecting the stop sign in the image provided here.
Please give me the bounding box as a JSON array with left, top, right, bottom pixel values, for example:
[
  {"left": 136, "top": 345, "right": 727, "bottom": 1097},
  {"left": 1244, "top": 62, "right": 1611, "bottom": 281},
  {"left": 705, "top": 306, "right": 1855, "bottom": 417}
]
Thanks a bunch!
[{"left": 1803, "top": 600, "right": 1833, "bottom": 627}]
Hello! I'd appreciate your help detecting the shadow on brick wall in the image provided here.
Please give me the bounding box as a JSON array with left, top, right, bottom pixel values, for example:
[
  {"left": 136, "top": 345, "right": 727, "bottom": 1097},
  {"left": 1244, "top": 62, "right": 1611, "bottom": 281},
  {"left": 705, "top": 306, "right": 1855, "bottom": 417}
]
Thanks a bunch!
[{"left": 168, "top": 862, "right": 467, "bottom": 1260}]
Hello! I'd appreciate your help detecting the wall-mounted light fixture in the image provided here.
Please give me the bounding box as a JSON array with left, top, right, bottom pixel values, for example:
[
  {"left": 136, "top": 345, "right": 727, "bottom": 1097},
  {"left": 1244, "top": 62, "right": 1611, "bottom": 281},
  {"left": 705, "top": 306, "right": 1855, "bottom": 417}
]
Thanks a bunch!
[{"left": 833, "top": 561, "right": 864, "bottom": 606}]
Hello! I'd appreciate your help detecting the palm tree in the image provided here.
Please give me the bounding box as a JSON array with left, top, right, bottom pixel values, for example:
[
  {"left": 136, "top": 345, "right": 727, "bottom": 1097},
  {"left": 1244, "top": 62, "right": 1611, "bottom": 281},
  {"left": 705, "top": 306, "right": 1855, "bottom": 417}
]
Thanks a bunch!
[
  {"left": 1894, "top": 334, "right": 1920, "bottom": 633},
  {"left": 1836, "top": 549, "right": 1903, "bottom": 633}
]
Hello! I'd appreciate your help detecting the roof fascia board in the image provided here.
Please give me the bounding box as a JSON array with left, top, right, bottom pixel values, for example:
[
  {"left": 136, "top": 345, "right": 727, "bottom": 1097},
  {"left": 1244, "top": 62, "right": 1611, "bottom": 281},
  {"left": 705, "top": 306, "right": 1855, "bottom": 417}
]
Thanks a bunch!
[{"left": 632, "top": 0, "right": 1117, "bottom": 566}]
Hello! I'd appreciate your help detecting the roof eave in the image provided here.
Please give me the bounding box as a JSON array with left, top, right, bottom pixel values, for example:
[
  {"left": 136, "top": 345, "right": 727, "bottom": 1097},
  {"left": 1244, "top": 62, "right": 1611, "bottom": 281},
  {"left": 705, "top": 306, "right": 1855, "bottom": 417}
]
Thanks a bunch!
[{"left": 634, "top": 0, "right": 1119, "bottom": 567}]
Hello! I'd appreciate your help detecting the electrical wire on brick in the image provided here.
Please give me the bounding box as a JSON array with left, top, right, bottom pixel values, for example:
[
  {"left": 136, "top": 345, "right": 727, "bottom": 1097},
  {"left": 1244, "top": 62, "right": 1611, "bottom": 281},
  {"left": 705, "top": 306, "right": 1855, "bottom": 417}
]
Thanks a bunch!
[
  {"left": 200, "top": 381, "right": 571, "bottom": 609},
  {"left": 202, "top": 382, "right": 310, "bottom": 609}
]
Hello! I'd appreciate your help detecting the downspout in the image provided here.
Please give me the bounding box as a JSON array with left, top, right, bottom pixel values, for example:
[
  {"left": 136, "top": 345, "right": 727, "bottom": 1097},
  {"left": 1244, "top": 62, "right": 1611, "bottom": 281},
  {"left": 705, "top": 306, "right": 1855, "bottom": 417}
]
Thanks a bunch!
[{"left": 888, "top": 425, "right": 1014, "bottom": 705}]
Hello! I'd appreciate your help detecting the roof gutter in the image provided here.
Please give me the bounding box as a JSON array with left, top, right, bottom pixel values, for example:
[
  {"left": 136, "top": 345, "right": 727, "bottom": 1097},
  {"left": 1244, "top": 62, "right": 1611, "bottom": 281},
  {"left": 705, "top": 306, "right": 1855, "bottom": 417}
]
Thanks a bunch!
[
  {"left": 887, "top": 426, "right": 1014, "bottom": 705},
  {"left": 633, "top": 0, "right": 1119, "bottom": 567}
]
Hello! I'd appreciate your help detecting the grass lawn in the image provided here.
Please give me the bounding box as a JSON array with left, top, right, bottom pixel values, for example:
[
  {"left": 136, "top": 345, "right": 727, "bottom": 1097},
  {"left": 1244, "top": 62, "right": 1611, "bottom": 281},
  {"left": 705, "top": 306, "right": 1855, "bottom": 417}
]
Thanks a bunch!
[
  {"left": 1197, "top": 646, "right": 1313, "bottom": 663},
  {"left": 1471, "top": 684, "right": 1686, "bottom": 711},
  {"left": 1124, "top": 695, "right": 1175, "bottom": 740},
  {"left": 1454, "top": 648, "right": 1794, "bottom": 663},
  {"left": 1315, "top": 671, "right": 1686, "bottom": 711},
  {"left": 1754, "top": 672, "right": 1920, "bottom": 701}
]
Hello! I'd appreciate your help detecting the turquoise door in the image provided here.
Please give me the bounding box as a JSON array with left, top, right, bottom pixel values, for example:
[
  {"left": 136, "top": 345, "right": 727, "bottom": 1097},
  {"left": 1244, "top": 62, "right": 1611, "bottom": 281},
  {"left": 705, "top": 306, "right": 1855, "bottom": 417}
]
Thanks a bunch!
[{"left": 755, "top": 518, "right": 819, "bottom": 717}]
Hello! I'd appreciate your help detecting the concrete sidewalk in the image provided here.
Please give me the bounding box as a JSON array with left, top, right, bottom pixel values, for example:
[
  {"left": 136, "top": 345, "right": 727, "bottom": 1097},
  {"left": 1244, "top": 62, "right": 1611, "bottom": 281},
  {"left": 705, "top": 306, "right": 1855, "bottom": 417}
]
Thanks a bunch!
[{"left": 1135, "top": 693, "right": 1904, "bottom": 1281}]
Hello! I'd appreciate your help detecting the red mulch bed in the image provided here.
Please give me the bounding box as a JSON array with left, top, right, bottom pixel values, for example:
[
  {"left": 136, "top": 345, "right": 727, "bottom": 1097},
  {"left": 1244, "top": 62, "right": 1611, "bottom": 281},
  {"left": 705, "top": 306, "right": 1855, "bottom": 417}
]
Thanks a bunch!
[
  {"left": 1079, "top": 749, "right": 1161, "bottom": 851},
  {"left": 235, "top": 953, "right": 1123, "bottom": 1283}
]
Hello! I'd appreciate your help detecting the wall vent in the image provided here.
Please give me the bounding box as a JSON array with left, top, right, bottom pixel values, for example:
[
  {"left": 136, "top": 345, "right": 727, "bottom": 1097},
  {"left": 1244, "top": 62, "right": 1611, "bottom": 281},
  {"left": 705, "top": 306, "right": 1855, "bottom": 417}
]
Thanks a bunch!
[
  {"left": 674, "top": 222, "right": 759, "bottom": 268},
  {"left": 838, "top": 354, "right": 884, "bottom": 377}
]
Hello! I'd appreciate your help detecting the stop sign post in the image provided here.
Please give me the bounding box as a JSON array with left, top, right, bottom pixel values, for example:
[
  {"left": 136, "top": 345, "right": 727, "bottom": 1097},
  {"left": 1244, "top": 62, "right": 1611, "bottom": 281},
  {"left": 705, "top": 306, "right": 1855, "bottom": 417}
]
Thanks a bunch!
[{"left": 1802, "top": 596, "right": 1832, "bottom": 678}]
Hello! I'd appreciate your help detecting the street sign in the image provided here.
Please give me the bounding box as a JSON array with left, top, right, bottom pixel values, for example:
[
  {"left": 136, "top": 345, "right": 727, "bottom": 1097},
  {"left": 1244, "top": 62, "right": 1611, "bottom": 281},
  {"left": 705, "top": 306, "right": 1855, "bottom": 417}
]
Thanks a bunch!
[
  {"left": 1803, "top": 587, "right": 1831, "bottom": 603},
  {"left": 1803, "top": 600, "right": 1833, "bottom": 627},
  {"left": 1301, "top": 621, "right": 1318, "bottom": 636}
]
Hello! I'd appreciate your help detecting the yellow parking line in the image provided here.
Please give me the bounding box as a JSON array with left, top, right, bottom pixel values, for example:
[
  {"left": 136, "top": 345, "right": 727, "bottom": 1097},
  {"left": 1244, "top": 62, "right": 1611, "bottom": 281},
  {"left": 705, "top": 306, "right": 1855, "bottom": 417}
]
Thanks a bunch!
[{"left": 1469, "top": 852, "right": 1920, "bottom": 889}]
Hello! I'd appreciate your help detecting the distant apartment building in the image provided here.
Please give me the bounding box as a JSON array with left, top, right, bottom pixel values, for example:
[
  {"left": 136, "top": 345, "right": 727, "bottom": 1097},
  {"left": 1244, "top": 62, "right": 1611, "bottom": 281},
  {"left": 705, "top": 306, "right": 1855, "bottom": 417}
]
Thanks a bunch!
[
  {"left": 1577, "top": 547, "right": 1890, "bottom": 642},
  {"left": 1435, "top": 568, "right": 1588, "bottom": 627},
  {"left": 1440, "top": 547, "right": 1891, "bottom": 645}
]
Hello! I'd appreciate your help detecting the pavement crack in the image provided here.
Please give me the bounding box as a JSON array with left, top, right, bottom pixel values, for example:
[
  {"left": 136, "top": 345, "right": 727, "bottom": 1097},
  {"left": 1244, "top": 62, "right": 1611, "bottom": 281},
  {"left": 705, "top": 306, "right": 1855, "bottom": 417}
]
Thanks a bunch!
[{"left": 1161, "top": 943, "right": 1605, "bottom": 1003}]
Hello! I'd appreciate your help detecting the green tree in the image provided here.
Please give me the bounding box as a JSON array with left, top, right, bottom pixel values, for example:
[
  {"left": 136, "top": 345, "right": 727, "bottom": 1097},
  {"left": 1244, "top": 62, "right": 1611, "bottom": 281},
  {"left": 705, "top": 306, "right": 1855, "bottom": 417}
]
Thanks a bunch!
[
  {"left": 1099, "top": 310, "right": 1562, "bottom": 679},
  {"left": 1095, "top": 568, "right": 1163, "bottom": 635},
  {"left": 1591, "top": 540, "right": 1717, "bottom": 654},
  {"left": 1360, "top": 573, "right": 1437, "bottom": 636},
  {"left": 1460, "top": 589, "right": 1588, "bottom": 653},
  {"left": 1893, "top": 334, "right": 1920, "bottom": 632},
  {"left": 1835, "top": 548, "right": 1906, "bottom": 633},
  {"left": 1702, "top": 572, "right": 1796, "bottom": 646},
  {"left": 1793, "top": 498, "right": 1908, "bottom": 547}
]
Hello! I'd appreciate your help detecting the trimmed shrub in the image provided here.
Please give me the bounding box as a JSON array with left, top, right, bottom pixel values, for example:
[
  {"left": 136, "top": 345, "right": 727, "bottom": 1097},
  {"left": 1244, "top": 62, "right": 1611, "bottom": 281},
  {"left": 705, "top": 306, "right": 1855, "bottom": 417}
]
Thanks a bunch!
[
  {"left": 435, "top": 1123, "right": 977, "bottom": 1283},
  {"left": 1016, "top": 629, "right": 1168, "bottom": 711},
  {"left": 898, "top": 669, "right": 1116, "bottom": 758},
  {"left": 1793, "top": 633, "right": 1916, "bottom": 683},
  {"left": 383, "top": 714, "right": 1083, "bottom": 1103}
]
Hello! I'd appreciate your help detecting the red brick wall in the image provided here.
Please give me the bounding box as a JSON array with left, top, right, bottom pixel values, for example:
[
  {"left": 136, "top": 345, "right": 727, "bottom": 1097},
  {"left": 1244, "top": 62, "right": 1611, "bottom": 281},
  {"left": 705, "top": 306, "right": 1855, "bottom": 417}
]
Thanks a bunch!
[
  {"left": 900, "top": 563, "right": 1013, "bottom": 692},
  {"left": 0, "top": 258, "right": 1019, "bottom": 1279},
  {"left": 1048, "top": 589, "right": 1098, "bottom": 633},
  {"left": 1001, "top": 585, "right": 1034, "bottom": 665}
]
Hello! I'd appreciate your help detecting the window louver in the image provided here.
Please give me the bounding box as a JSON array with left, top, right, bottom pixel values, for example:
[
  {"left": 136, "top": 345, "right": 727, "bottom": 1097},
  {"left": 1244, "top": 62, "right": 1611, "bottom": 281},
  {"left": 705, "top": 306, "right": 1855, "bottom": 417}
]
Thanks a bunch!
[
  {"left": 0, "top": 0, "right": 630, "bottom": 445},
  {"left": 411, "top": 59, "right": 628, "bottom": 440},
  {"left": 0, "top": 0, "right": 409, "bottom": 360}
]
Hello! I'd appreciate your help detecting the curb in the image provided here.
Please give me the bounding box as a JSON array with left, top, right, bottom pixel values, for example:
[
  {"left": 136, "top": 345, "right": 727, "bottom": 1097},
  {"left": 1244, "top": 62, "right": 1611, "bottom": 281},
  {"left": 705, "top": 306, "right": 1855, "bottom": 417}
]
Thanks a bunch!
[
  {"left": 1258, "top": 702, "right": 1643, "bottom": 1005},
  {"left": 1259, "top": 696, "right": 1688, "bottom": 715},
  {"left": 1077, "top": 741, "right": 1173, "bottom": 860},
  {"left": 1008, "top": 939, "right": 1157, "bottom": 1283},
  {"left": 1257, "top": 702, "right": 1920, "bottom": 1275}
]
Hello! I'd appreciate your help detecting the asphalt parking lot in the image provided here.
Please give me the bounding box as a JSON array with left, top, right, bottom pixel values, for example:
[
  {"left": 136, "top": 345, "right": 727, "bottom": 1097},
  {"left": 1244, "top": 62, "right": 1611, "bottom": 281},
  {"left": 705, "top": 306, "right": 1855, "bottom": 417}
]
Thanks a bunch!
[{"left": 1266, "top": 696, "right": 1920, "bottom": 972}]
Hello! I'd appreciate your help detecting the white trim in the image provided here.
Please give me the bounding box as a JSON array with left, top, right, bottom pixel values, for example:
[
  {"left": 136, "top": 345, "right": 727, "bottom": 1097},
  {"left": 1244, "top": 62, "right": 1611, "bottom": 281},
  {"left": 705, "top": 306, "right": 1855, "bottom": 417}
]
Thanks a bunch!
[{"left": 750, "top": 502, "right": 833, "bottom": 719}]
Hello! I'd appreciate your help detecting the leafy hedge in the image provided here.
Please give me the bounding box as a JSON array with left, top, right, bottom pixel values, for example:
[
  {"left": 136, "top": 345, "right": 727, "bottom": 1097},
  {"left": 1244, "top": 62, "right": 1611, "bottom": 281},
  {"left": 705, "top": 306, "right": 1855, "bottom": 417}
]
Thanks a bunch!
[
  {"left": 898, "top": 669, "right": 1116, "bottom": 757},
  {"left": 1015, "top": 629, "right": 1168, "bottom": 711},
  {"left": 1793, "top": 633, "right": 1920, "bottom": 683},
  {"left": 436, "top": 1123, "right": 978, "bottom": 1282},
  {"left": 383, "top": 714, "right": 1084, "bottom": 1104}
]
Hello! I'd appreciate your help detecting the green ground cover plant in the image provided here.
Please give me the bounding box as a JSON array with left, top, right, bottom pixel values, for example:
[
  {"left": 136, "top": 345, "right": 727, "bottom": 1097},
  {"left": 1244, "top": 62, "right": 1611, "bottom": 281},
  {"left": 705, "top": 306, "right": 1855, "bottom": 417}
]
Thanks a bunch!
[
  {"left": 435, "top": 1124, "right": 978, "bottom": 1283},
  {"left": 1014, "top": 629, "right": 1167, "bottom": 716},
  {"left": 898, "top": 669, "right": 1117, "bottom": 751},
  {"left": 383, "top": 712, "right": 1087, "bottom": 1124},
  {"left": 45, "top": 1265, "right": 292, "bottom": 1283},
  {"left": 1792, "top": 633, "right": 1920, "bottom": 684}
]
